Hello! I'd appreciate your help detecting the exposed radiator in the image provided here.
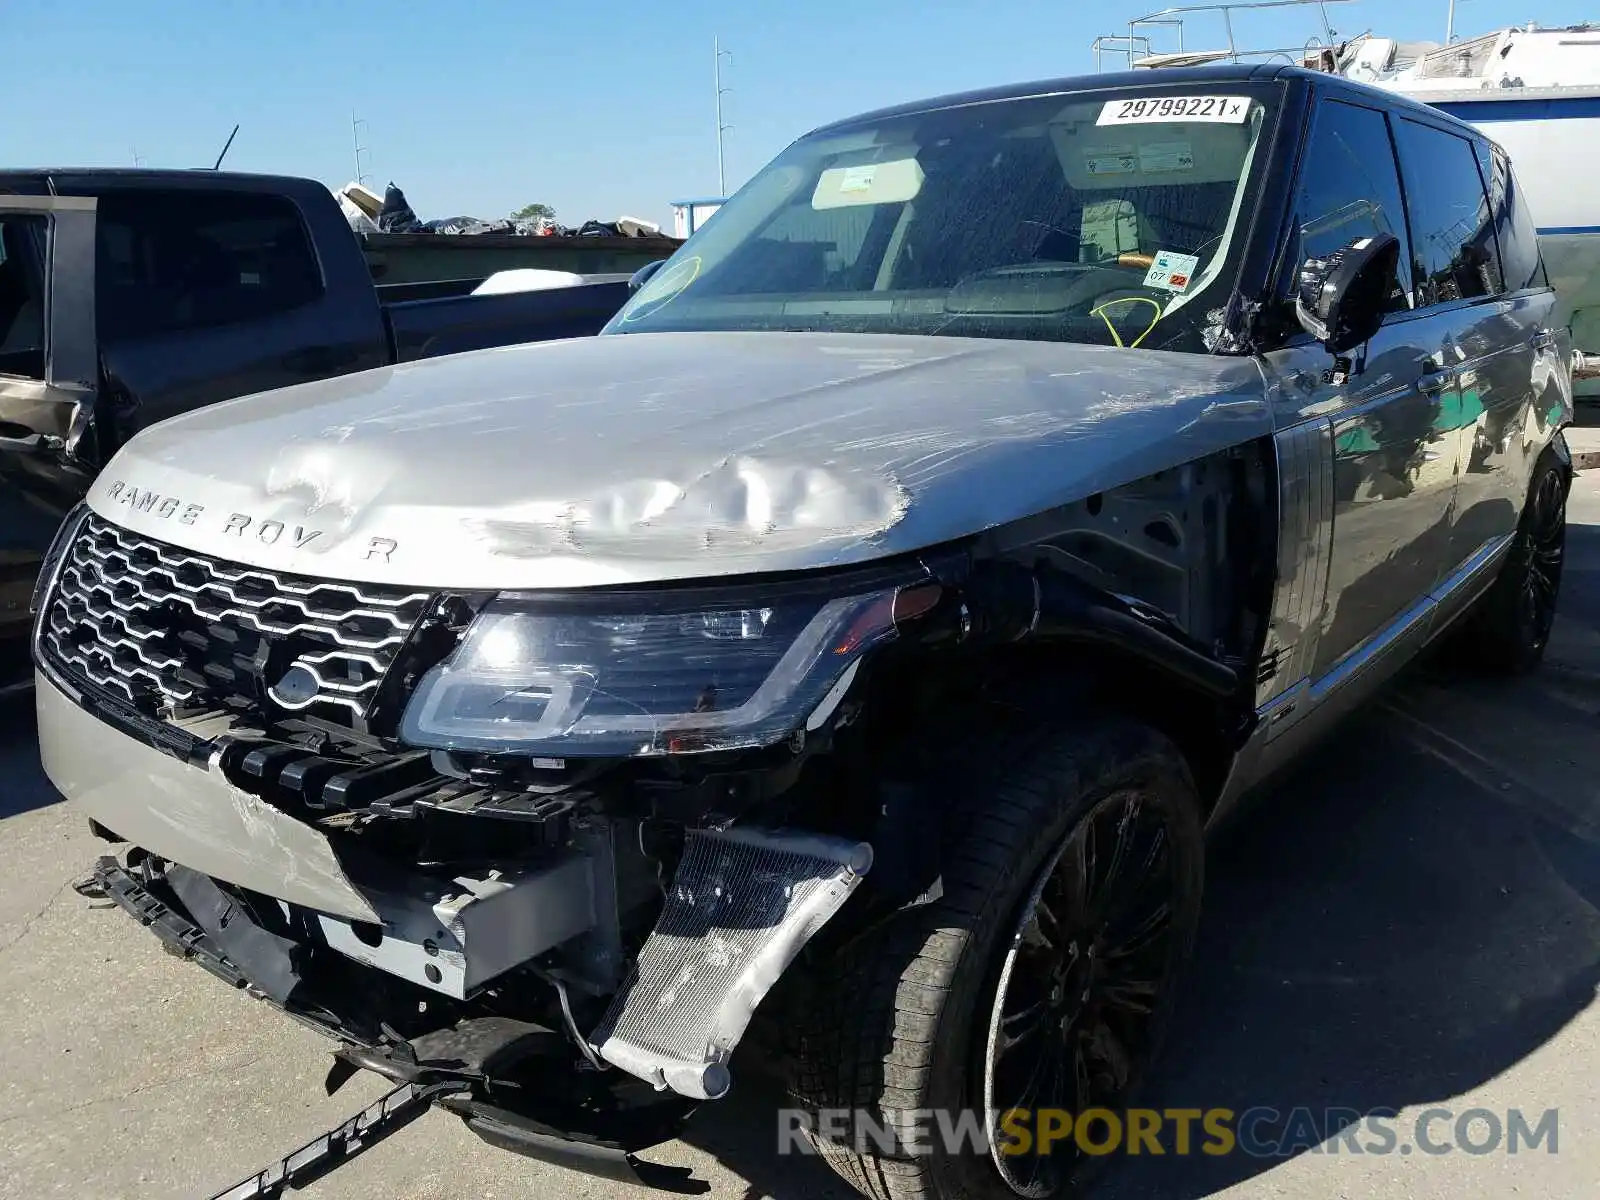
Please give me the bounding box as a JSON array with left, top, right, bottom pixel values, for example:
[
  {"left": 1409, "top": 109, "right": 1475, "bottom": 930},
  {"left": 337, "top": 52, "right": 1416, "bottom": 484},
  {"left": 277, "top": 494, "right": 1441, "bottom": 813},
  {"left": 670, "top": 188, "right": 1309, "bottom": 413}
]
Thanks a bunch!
[{"left": 592, "top": 826, "right": 872, "bottom": 1100}]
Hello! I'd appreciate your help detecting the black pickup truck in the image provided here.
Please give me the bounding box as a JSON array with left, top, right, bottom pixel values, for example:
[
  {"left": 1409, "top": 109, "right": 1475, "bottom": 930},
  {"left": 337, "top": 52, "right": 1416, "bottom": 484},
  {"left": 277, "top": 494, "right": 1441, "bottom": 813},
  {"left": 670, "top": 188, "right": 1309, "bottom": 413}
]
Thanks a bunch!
[{"left": 0, "top": 169, "right": 642, "bottom": 689}]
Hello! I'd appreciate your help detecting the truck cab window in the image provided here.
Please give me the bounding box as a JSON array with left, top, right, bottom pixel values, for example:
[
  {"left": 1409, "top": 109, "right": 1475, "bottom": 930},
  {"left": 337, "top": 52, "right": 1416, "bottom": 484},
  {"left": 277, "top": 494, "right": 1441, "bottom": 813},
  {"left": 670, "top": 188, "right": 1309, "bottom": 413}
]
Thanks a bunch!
[
  {"left": 0, "top": 216, "right": 46, "bottom": 380},
  {"left": 1391, "top": 119, "right": 1502, "bottom": 306},
  {"left": 95, "top": 190, "right": 324, "bottom": 343},
  {"left": 1289, "top": 99, "right": 1414, "bottom": 313}
]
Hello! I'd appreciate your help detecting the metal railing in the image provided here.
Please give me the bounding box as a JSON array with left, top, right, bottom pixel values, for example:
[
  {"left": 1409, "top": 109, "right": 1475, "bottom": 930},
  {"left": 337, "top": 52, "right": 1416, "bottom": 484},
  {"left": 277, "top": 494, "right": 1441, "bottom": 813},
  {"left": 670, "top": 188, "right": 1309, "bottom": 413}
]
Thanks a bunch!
[{"left": 1092, "top": 0, "right": 1361, "bottom": 70}]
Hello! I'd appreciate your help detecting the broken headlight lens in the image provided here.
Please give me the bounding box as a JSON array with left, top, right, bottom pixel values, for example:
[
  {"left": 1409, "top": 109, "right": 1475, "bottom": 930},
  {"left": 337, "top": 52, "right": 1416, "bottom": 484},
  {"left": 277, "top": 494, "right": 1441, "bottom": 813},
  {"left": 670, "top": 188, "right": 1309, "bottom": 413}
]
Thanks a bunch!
[{"left": 399, "top": 577, "right": 923, "bottom": 757}]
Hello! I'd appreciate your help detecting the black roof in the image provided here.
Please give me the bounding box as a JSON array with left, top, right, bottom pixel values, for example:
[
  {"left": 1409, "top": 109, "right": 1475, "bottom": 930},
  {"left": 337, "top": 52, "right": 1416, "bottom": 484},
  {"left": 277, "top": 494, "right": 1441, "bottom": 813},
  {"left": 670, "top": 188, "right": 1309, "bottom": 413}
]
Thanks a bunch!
[
  {"left": 807, "top": 61, "right": 1488, "bottom": 140},
  {"left": 0, "top": 167, "right": 329, "bottom": 197}
]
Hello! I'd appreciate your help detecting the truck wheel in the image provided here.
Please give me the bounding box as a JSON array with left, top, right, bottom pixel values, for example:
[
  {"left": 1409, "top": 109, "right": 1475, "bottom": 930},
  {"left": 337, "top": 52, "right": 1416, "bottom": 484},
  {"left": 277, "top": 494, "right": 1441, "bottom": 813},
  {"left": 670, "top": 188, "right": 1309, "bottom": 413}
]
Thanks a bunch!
[
  {"left": 1460, "top": 439, "right": 1570, "bottom": 675},
  {"left": 788, "top": 718, "right": 1204, "bottom": 1200}
]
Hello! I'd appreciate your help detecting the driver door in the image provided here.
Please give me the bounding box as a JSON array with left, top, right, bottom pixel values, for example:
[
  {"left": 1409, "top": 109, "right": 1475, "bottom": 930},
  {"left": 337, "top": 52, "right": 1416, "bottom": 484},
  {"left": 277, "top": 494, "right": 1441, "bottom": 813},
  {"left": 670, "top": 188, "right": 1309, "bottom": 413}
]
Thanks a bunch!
[{"left": 1255, "top": 96, "right": 1459, "bottom": 752}]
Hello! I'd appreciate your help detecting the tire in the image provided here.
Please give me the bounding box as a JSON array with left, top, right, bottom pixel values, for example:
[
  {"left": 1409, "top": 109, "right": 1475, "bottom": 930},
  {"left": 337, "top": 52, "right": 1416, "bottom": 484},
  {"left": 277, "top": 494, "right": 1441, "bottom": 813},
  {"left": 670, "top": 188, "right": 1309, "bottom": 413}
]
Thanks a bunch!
[
  {"left": 787, "top": 717, "right": 1205, "bottom": 1200},
  {"left": 1458, "top": 436, "right": 1571, "bottom": 676}
]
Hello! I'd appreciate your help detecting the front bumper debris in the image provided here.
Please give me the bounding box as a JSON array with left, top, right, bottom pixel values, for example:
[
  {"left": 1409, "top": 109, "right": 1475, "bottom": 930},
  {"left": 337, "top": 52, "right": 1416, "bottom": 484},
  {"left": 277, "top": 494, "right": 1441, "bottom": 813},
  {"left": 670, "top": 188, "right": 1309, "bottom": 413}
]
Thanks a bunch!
[
  {"left": 594, "top": 826, "right": 873, "bottom": 1100},
  {"left": 87, "top": 857, "right": 708, "bottom": 1196},
  {"left": 209, "top": 1080, "right": 466, "bottom": 1200}
]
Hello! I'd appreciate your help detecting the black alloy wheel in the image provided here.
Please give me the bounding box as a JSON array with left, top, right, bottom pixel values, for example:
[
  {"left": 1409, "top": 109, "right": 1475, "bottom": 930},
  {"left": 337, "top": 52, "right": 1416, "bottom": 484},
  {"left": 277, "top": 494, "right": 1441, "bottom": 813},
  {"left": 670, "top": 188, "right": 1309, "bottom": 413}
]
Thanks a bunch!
[{"left": 982, "top": 789, "right": 1179, "bottom": 1197}]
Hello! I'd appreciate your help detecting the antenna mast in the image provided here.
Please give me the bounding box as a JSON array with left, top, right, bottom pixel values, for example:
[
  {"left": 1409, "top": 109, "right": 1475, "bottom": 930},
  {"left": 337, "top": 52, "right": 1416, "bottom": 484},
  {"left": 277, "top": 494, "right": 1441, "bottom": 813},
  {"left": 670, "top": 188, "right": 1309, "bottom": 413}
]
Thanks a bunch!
[
  {"left": 211, "top": 124, "right": 240, "bottom": 171},
  {"left": 714, "top": 37, "right": 733, "bottom": 197},
  {"left": 351, "top": 113, "right": 371, "bottom": 186}
]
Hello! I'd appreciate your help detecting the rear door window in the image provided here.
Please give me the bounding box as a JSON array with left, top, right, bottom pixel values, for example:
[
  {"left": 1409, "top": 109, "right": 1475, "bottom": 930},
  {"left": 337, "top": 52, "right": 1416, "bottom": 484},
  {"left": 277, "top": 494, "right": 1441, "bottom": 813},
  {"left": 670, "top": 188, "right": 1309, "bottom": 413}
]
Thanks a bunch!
[
  {"left": 1288, "top": 98, "right": 1413, "bottom": 312},
  {"left": 1476, "top": 142, "right": 1549, "bottom": 292},
  {"left": 1391, "top": 119, "right": 1501, "bottom": 306},
  {"left": 95, "top": 189, "right": 325, "bottom": 342}
]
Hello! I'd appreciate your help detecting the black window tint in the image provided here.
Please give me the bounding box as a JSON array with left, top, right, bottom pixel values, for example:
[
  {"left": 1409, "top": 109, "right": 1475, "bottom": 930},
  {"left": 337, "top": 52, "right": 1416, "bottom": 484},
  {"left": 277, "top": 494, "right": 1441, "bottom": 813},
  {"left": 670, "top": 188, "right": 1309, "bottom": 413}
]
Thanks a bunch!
[
  {"left": 1392, "top": 119, "right": 1500, "bottom": 305},
  {"left": 95, "top": 190, "right": 323, "bottom": 342},
  {"left": 1290, "top": 99, "right": 1412, "bottom": 312},
  {"left": 0, "top": 216, "right": 47, "bottom": 380},
  {"left": 1477, "top": 142, "right": 1548, "bottom": 292}
]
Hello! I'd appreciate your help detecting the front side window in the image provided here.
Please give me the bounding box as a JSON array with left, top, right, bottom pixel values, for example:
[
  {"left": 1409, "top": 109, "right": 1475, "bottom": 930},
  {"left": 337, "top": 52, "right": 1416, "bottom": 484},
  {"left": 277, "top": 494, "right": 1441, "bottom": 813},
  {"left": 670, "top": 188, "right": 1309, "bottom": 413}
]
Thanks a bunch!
[
  {"left": 96, "top": 189, "right": 325, "bottom": 343},
  {"left": 1286, "top": 98, "right": 1413, "bottom": 313},
  {"left": 1391, "top": 119, "right": 1500, "bottom": 307},
  {"left": 607, "top": 84, "right": 1284, "bottom": 353}
]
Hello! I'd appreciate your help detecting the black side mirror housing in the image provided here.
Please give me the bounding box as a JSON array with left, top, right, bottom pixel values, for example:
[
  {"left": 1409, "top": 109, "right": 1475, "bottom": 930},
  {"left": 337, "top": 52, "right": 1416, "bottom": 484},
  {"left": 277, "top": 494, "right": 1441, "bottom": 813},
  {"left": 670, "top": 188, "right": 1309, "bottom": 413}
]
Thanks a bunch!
[
  {"left": 629, "top": 259, "right": 669, "bottom": 293},
  {"left": 1294, "top": 232, "right": 1401, "bottom": 355}
]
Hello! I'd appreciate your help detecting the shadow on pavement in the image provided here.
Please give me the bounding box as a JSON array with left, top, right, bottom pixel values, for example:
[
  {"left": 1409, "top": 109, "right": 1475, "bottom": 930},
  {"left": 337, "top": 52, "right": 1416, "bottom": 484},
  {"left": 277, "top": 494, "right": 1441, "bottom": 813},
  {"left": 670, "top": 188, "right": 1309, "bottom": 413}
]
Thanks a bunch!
[
  {"left": 0, "top": 691, "right": 57, "bottom": 819},
  {"left": 1096, "top": 672, "right": 1600, "bottom": 1198}
]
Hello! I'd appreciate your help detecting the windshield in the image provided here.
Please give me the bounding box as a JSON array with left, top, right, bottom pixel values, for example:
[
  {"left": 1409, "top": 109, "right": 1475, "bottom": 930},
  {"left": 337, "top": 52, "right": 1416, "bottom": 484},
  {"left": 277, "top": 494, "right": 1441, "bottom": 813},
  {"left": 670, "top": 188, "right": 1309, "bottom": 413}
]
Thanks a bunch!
[{"left": 606, "top": 82, "right": 1282, "bottom": 353}]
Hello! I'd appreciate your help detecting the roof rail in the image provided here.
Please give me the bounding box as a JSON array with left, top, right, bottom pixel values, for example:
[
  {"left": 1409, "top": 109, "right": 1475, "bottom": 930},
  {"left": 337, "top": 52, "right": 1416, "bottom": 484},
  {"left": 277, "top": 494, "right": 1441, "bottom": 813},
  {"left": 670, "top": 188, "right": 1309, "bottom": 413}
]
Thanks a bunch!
[{"left": 1092, "top": 0, "right": 1361, "bottom": 70}]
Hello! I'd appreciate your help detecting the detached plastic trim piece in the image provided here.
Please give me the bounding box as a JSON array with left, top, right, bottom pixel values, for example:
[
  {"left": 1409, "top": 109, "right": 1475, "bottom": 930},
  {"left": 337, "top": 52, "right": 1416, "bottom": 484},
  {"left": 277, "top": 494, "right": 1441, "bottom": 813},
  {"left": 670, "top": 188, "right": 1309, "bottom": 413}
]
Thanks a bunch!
[
  {"left": 437, "top": 1095, "right": 710, "bottom": 1196},
  {"left": 93, "top": 855, "right": 250, "bottom": 992},
  {"left": 208, "top": 1079, "right": 468, "bottom": 1200}
]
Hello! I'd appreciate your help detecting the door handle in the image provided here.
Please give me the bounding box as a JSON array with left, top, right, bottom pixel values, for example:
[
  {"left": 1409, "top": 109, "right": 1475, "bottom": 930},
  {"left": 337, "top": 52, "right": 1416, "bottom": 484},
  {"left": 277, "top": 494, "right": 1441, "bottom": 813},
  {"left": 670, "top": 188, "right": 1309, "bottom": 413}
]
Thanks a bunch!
[
  {"left": 1530, "top": 328, "right": 1555, "bottom": 351},
  {"left": 1419, "top": 369, "right": 1453, "bottom": 393}
]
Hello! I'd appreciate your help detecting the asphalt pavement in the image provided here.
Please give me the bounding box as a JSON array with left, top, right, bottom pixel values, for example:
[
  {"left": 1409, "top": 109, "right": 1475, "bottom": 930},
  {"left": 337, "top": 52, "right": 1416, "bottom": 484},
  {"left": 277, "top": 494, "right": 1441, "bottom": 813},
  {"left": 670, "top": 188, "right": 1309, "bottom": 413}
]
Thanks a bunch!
[{"left": 5, "top": 475, "right": 1600, "bottom": 1200}]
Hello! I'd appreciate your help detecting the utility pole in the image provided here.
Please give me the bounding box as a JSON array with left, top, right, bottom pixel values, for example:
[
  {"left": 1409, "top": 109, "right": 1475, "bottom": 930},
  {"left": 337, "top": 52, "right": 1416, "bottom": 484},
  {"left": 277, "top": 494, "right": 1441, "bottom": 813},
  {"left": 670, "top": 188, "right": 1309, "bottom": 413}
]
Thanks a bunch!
[
  {"left": 351, "top": 113, "right": 371, "bottom": 186},
  {"left": 131, "top": 147, "right": 145, "bottom": 167},
  {"left": 714, "top": 37, "right": 733, "bottom": 197}
]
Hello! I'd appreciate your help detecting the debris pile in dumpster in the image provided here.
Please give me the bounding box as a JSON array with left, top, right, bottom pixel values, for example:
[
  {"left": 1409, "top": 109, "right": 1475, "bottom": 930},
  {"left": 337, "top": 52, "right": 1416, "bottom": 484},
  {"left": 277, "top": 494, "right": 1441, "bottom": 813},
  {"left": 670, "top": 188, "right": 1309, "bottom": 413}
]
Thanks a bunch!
[{"left": 335, "top": 180, "right": 662, "bottom": 239}]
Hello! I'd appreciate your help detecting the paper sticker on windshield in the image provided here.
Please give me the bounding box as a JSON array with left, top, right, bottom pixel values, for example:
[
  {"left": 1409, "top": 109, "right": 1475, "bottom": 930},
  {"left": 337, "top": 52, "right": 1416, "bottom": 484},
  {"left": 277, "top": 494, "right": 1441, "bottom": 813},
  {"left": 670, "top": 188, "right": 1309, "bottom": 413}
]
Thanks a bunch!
[
  {"left": 839, "top": 165, "right": 877, "bottom": 193},
  {"left": 813, "top": 159, "right": 924, "bottom": 209},
  {"left": 1144, "top": 250, "right": 1201, "bottom": 293},
  {"left": 1138, "top": 140, "right": 1194, "bottom": 172},
  {"left": 1098, "top": 95, "right": 1250, "bottom": 125},
  {"left": 1085, "top": 146, "right": 1139, "bottom": 176}
]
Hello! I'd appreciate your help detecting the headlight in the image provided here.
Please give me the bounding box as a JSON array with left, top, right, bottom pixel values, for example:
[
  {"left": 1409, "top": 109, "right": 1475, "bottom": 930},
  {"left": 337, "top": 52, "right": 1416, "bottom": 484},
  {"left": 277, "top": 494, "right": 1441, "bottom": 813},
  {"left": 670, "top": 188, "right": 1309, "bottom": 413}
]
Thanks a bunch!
[{"left": 400, "top": 575, "right": 935, "bottom": 758}]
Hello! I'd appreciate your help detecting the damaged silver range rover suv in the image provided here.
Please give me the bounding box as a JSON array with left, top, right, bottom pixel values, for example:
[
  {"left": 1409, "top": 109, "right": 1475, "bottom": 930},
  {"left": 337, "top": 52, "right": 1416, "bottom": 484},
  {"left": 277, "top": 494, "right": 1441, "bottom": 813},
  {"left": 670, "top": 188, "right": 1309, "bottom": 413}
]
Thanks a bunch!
[{"left": 33, "top": 64, "right": 1574, "bottom": 1199}]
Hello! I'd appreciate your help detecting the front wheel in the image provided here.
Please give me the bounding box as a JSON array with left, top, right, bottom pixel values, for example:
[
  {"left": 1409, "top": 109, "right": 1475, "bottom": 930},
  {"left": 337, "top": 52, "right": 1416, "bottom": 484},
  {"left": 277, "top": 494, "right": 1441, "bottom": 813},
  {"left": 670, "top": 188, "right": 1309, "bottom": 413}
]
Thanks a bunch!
[{"left": 788, "top": 718, "right": 1205, "bottom": 1200}]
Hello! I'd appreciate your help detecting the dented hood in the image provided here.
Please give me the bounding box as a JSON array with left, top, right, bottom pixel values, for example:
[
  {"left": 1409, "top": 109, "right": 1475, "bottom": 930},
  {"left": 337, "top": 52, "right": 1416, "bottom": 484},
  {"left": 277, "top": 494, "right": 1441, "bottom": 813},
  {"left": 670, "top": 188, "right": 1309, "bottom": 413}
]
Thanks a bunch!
[{"left": 88, "top": 331, "right": 1272, "bottom": 588}]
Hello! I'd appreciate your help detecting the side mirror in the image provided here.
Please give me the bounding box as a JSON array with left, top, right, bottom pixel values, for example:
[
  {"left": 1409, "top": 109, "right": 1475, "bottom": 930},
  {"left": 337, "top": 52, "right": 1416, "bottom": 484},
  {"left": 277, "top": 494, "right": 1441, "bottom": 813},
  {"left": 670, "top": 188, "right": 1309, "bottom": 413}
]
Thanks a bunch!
[
  {"left": 629, "top": 259, "right": 669, "bottom": 293},
  {"left": 1294, "top": 232, "right": 1400, "bottom": 355}
]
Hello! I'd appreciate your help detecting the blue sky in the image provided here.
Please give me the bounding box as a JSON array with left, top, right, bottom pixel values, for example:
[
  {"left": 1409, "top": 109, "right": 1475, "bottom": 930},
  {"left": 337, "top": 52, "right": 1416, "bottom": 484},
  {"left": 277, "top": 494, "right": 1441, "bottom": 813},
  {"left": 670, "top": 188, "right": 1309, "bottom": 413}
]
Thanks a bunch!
[{"left": 4, "top": 0, "right": 1594, "bottom": 227}]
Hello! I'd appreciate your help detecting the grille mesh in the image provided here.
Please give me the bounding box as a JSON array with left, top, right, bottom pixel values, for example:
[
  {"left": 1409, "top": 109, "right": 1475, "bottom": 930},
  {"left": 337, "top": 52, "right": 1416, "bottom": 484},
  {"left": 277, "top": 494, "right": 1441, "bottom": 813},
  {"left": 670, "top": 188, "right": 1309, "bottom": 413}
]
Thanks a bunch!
[
  {"left": 594, "top": 826, "right": 871, "bottom": 1099},
  {"left": 39, "top": 513, "right": 433, "bottom": 723}
]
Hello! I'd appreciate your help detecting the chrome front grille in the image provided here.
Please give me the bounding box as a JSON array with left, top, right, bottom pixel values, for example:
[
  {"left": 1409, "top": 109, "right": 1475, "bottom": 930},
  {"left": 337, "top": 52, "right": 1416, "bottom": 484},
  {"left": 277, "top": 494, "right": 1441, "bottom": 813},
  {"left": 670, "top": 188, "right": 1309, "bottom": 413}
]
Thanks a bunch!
[{"left": 39, "top": 513, "right": 433, "bottom": 725}]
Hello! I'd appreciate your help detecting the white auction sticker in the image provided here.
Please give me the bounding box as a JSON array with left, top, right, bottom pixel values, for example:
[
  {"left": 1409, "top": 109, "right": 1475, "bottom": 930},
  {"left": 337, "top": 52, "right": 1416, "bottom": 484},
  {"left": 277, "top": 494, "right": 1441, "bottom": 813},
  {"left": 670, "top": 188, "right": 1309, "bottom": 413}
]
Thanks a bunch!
[
  {"left": 1143, "top": 249, "right": 1201, "bottom": 293},
  {"left": 1098, "top": 95, "right": 1251, "bottom": 125}
]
